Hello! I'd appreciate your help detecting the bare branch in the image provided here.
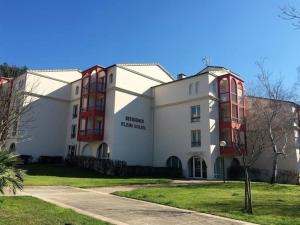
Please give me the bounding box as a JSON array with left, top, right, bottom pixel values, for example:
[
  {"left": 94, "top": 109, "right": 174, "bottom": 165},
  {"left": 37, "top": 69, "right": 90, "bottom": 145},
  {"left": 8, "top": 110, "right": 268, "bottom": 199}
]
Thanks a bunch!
[{"left": 280, "top": 4, "right": 300, "bottom": 29}]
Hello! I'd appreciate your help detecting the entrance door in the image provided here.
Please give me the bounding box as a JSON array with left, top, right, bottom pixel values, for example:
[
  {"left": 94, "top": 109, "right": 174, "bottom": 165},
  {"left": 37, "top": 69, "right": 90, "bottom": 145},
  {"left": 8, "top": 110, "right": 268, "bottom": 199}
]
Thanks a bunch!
[
  {"left": 188, "top": 156, "right": 207, "bottom": 179},
  {"left": 194, "top": 157, "right": 202, "bottom": 178}
]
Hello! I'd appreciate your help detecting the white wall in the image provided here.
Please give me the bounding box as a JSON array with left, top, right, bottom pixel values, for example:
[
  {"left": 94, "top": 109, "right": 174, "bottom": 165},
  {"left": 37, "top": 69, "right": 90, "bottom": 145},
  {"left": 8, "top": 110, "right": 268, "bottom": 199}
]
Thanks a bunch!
[
  {"left": 153, "top": 73, "right": 223, "bottom": 178},
  {"left": 77, "top": 64, "right": 171, "bottom": 164},
  {"left": 7, "top": 70, "right": 81, "bottom": 160}
]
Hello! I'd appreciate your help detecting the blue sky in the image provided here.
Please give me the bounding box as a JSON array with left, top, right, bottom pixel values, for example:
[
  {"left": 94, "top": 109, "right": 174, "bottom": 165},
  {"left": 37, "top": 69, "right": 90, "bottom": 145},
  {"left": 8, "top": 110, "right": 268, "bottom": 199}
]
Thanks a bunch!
[{"left": 0, "top": 0, "right": 299, "bottom": 86}]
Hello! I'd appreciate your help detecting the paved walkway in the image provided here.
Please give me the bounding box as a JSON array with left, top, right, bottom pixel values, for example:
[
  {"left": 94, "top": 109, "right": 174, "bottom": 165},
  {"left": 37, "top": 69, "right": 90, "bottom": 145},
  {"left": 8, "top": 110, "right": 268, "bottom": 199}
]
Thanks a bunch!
[{"left": 20, "top": 186, "right": 257, "bottom": 225}]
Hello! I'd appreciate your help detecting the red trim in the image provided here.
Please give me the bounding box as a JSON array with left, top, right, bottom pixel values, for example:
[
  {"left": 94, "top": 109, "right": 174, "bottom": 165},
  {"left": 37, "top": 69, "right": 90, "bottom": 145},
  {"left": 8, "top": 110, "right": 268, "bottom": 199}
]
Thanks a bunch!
[{"left": 81, "top": 65, "right": 104, "bottom": 75}]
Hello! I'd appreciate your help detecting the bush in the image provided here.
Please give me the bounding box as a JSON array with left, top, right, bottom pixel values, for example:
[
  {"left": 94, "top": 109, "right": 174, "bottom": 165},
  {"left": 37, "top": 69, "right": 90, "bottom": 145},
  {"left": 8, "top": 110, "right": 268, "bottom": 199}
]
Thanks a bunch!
[
  {"left": 227, "top": 165, "right": 244, "bottom": 180},
  {"left": 66, "top": 155, "right": 182, "bottom": 178},
  {"left": 38, "top": 156, "right": 63, "bottom": 164},
  {"left": 19, "top": 155, "right": 33, "bottom": 164}
]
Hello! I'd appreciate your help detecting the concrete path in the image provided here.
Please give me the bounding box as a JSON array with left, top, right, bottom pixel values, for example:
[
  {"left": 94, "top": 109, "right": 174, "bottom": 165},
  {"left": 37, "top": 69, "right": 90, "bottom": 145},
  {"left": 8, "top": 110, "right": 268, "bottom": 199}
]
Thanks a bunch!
[{"left": 21, "top": 186, "right": 258, "bottom": 225}]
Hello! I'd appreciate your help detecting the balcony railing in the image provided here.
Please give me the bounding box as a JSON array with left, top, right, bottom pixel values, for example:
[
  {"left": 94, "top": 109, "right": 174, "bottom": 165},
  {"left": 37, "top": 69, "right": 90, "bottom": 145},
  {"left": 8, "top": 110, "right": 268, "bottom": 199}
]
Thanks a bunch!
[
  {"left": 82, "top": 82, "right": 105, "bottom": 95},
  {"left": 79, "top": 128, "right": 103, "bottom": 136},
  {"left": 78, "top": 128, "right": 104, "bottom": 141},
  {"left": 220, "top": 142, "right": 246, "bottom": 155},
  {"left": 80, "top": 105, "right": 105, "bottom": 113}
]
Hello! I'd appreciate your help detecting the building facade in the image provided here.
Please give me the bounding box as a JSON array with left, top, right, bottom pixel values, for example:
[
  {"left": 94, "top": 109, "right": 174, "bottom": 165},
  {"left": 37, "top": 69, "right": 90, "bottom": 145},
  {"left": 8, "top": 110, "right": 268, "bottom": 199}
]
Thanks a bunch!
[{"left": 1, "top": 64, "right": 299, "bottom": 181}]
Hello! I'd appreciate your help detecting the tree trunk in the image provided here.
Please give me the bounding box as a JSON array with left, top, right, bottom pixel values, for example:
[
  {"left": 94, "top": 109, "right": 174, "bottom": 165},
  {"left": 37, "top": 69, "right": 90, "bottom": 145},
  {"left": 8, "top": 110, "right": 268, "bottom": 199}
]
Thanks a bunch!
[
  {"left": 244, "top": 176, "right": 248, "bottom": 210},
  {"left": 248, "top": 177, "right": 253, "bottom": 214},
  {"left": 244, "top": 167, "right": 253, "bottom": 213},
  {"left": 270, "top": 154, "right": 278, "bottom": 184}
]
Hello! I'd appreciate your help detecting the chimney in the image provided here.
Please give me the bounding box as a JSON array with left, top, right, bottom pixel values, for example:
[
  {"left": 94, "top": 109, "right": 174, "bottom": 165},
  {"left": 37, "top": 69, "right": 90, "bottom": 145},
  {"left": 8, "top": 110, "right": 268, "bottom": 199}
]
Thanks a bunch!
[{"left": 177, "top": 73, "right": 187, "bottom": 80}]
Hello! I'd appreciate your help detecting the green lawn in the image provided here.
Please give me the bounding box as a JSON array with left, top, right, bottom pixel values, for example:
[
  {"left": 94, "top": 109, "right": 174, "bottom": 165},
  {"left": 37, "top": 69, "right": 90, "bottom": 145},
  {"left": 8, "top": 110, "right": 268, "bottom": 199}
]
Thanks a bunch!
[
  {"left": 114, "top": 182, "right": 300, "bottom": 225},
  {"left": 0, "top": 196, "right": 110, "bottom": 225},
  {"left": 22, "top": 163, "right": 171, "bottom": 188}
]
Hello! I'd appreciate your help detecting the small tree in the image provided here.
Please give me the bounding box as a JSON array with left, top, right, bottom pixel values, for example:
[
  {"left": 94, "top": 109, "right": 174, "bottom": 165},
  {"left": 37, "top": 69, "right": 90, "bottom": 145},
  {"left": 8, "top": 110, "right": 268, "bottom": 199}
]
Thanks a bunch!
[
  {"left": 0, "top": 64, "right": 35, "bottom": 194},
  {"left": 0, "top": 148, "right": 24, "bottom": 194},
  {"left": 234, "top": 106, "right": 268, "bottom": 213}
]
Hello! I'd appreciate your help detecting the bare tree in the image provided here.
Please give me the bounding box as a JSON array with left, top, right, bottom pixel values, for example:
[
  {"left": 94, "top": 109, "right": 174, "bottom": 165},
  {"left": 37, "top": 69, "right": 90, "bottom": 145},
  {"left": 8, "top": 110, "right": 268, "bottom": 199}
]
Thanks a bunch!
[
  {"left": 234, "top": 107, "right": 268, "bottom": 213},
  {"left": 280, "top": 4, "right": 300, "bottom": 29},
  {"left": 248, "top": 62, "right": 299, "bottom": 184},
  {"left": 0, "top": 75, "right": 37, "bottom": 150}
]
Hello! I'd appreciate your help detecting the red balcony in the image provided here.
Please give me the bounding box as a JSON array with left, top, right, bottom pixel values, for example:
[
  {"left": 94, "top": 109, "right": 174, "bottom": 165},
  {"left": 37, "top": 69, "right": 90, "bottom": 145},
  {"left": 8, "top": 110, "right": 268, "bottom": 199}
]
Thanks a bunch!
[{"left": 77, "top": 129, "right": 104, "bottom": 142}]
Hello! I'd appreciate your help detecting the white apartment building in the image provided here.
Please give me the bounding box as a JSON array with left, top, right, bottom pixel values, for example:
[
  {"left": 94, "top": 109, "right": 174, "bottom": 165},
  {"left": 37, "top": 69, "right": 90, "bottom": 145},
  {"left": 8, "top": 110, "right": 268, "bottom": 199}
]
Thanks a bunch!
[{"left": 1, "top": 64, "right": 299, "bottom": 181}]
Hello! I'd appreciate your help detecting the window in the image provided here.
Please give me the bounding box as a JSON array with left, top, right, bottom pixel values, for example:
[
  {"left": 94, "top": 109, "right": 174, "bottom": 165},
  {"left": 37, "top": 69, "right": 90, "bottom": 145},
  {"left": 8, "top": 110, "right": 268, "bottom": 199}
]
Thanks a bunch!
[
  {"left": 109, "top": 73, "right": 113, "bottom": 84},
  {"left": 214, "top": 157, "right": 224, "bottom": 179},
  {"left": 75, "top": 86, "right": 79, "bottom": 95},
  {"left": 191, "top": 130, "right": 201, "bottom": 147},
  {"left": 189, "top": 83, "right": 193, "bottom": 95},
  {"left": 166, "top": 156, "right": 182, "bottom": 169},
  {"left": 72, "top": 105, "right": 78, "bottom": 118},
  {"left": 9, "top": 143, "right": 16, "bottom": 153},
  {"left": 71, "top": 125, "right": 77, "bottom": 139},
  {"left": 188, "top": 156, "right": 207, "bottom": 178},
  {"left": 68, "top": 145, "right": 76, "bottom": 156},
  {"left": 195, "top": 81, "right": 199, "bottom": 94},
  {"left": 12, "top": 121, "right": 18, "bottom": 136},
  {"left": 18, "top": 80, "right": 24, "bottom": 89},
  {"left": 97, "top": 143, "right": 109, "bottom": 159},
  {"left": 191, "top": 105, "right": 201, "bottom": 122}
]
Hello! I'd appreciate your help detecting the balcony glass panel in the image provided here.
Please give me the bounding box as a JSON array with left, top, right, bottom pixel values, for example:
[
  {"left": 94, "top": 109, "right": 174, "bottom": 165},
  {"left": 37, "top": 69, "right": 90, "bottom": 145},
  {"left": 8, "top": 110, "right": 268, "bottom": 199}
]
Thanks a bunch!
[
  {"left": 231, "top": 93, "right": 237, "bottom": 103},
  {"left": 220, "top": 103, "right": 230, "bottom": 122},
  {"left": 220, "top": 93, "right": 230, "bottom": 102},
  {"left": 232, "top": 105, "right": 238, "bottom": 121},
  {"left": 220, "top": 78, "right": 229, "bottom": 93},
  {"left": 220, "top": 128, "right": 231, "bottom": 143},
  {"left": 231, "top": 79, "right": 237, "bottom": 93}
]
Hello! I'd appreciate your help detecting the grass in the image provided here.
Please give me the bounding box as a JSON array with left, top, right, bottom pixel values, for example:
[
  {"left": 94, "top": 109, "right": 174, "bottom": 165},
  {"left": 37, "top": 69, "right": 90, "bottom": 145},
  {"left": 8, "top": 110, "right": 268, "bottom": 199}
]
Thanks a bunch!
[
  {"left": 114, "top": 182, "right": 300, "bottom": 225},
  {"left": 21, "top": 163, "right": 171, "bottom": 188},
  {"left": 0, "top": 196, "right": 110, "bottom": 225}
]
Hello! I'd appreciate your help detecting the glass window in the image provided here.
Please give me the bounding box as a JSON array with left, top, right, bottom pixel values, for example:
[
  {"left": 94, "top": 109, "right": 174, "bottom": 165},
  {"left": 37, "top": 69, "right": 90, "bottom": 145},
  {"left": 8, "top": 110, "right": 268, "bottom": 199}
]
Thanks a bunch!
[
  {"left": 191, "top": 130, "right": 201, "bottom": 147},
  {"left": 189, "top": 83, "right": 193, "bottom": 95},
  {"left": 166, "top": 156, "right": 182, "bottom": 169},
  {"left": 71, "top": 124, "right": 77, "bottom": 139},
  {"left": 109, "top": 73, "right": 113, "bottom": 84},
  {"left": 191, "top": 105, "right": 201, "bottom": 122},
  {"left": 220, "top": 78, "right": 229, "bottom": 93},
  {"left": 214, "top": 157, "right": 224, "bottom": 179},
  {"left": 75, "top": 86, "right": 79, "bottom": 95},
  {"left": 68, "top": 145, "right": 76, "bottom": 156},
  {"left": 72, "top": 105, "right": 78, "bottom": 118},
  {"left": 195, "top": 81, "right": 199, "bottom": 94},
  {"left": 97, "top": 143, "right": 109, "bottom": 159}
]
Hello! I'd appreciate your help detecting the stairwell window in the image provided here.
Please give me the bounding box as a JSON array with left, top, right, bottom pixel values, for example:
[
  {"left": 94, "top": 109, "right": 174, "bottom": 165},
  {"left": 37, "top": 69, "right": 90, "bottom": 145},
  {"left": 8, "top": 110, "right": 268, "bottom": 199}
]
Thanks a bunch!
[
  {"left": 72, "top": 105, "right": 78, "bottom": 118},
  {"left": 195, "top": 81, "right": 199, "bottom": 94},
  {"left": 191, "top": 130, "right": 201, "bottom": 147},
  {"left": 189, "top": 83, "right": 193, "bottom": 95},
  {"left": 191, "top": 105, "right": 201, "bottom": 122},
  {"left": 75, "top": 86, "right": 79, "bottom": 95},
  {"left": 71, "top": 125, "right": 77, "bottom": 139},
  {"left": 109, "top": 73, "right": 113, "bottom": 84}
]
